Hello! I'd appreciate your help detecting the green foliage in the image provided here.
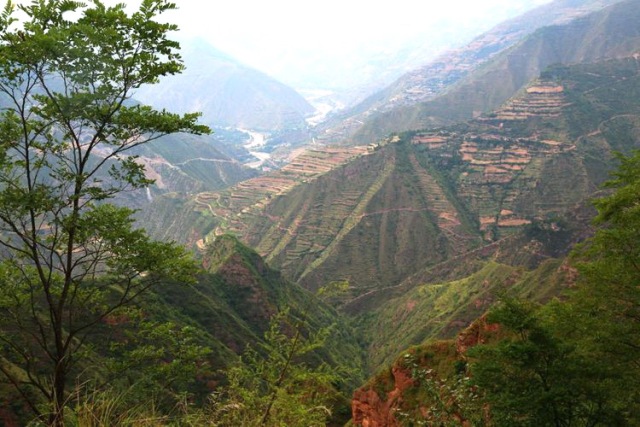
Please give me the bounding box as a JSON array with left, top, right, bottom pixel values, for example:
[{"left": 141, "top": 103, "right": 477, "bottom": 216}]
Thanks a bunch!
[
  {"left": 63, "top": 314, "right": 212, "bottom": 427},
  {"left": 396, "top": 352, "right": 484, "bottom": 426},
  {"left": 358, "top": 259, "right": 571, "bottom": 372},
  {"left": 105, "top": 313, "right": 213, "bottom": 402},
  {"left": 0, "top": 0, "right": 208, "bottom": 424},
  {"left": 566, "top": 149, "right": 640, "bottom": 421},
  {"left": 205, "top": 310, "right": 341, "bottom": 427},
  {"left": 468, "top": 151, "right": 640, "bottom": 426},
  {"left": 469, "top": 299, "right": 623, "bottom": 426}
]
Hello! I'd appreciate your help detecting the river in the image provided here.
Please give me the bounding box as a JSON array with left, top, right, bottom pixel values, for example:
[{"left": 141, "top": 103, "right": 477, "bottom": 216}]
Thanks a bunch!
[{"left": 240, "top": 129, "right": 271, "bottom": 169}]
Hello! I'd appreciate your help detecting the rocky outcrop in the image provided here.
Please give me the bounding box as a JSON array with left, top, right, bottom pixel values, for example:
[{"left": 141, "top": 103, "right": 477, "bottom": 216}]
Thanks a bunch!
[
  {"left": 352, "top": 317, "right": 500, "bottom": 426},
  {"left": 456, "top": 315, "right": 501, "bottom": 355},
  {"left": 352, "top": 366, "right": 414, "bottom": 427}
]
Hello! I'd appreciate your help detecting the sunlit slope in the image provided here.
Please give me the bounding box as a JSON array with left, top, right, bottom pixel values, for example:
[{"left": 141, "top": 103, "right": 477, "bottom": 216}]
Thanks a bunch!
[{"left": 353, "top": 0, "right": 640, "bottom": 144}]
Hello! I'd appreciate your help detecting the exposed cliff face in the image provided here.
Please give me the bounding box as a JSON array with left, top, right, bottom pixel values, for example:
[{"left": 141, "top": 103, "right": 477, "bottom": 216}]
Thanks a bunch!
[
  {"left": 351, "top": 317, "right": 501, "bottom": 426},
  {"left": 455, "top": 315, "right": 501, "bottom": 355},
  {"left": 351, "top": 366, "right": 413, "bottom": 427}
]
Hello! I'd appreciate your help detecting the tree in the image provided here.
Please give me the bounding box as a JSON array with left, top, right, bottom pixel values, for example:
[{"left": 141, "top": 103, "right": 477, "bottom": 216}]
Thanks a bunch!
[
  {"left": 469, "top": 299, "right": 623, "bottom": 426},
  {"left": 206, "top": 310, "right": 340, "bottom": 427},
  {"left": 468, "top": 151, "right": 640, "bottom": 426},
  {"left": 565, "top": 149, "right": 640, "bottom": 423},
  {"left": 0, "top": 0, "right": 209, "bottom": 424}
]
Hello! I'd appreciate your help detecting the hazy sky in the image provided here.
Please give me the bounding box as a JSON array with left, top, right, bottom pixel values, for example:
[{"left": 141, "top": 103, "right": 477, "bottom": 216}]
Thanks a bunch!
[
  {"left": 13, "top": 0, "right": 555, "bottom": 90},
  {"left": 163, "top": 0, "right": 553, "bottom": 49},
  {"left": 162, "top": 0, "right": 552, "bottom": 62},
  {"left": 158, "top": 0, "right": 554, "bottom": 89}
]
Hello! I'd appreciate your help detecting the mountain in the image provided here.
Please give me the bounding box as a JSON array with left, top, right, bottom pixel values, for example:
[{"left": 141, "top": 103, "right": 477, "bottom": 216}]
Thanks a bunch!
[
  {"left": 345, "top": 55, "right": 640, "bottom": 421},
  {"left": 319, "top": 0, "right": 629, "bottom": 145},
  {"left": 158, "top": 235, "right": 364, "bottom": 371},
  {"left": 138, "top": 144, "right": 371, "bottom": 248},
  {"left": 106, "top": 132, "right": 258, "bottom": 215},
  {"left": 141, "top": 54, "right": 640, "bottom": 322},
  {"left": 100, "top": 7, "right": 640, "bottom": 422},
  {"left": 134, "top": 39, "right": 315, "bottom": 131},
  {"left": 0, "top": 234, "right": 365, "bottom": 425}
]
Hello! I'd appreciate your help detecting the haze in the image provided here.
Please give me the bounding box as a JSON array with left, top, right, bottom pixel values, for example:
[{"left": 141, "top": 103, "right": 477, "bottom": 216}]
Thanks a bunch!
[
  {"left": 10, "top": 0, "right": 554, "bottom": 92},
  {"left": 165, "top": 0, "right": 553, "bottom": 89}
]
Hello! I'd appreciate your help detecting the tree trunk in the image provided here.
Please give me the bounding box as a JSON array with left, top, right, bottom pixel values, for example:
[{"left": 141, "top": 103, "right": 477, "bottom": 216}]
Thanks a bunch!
[{"left": 49, "top": 360, "right": 66, "bottom": 427}]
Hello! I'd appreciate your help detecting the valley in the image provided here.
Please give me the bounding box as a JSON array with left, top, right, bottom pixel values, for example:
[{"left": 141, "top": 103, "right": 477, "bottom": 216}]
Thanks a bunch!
[
  {"left": 117, "top": 4, "right": 640, "bottom": 421},
  {"left": 2, "top": 0, "right": 640, "bottom": 425},
  {"left": 146, "top": 55, "right": 640, "bottom": 300}
]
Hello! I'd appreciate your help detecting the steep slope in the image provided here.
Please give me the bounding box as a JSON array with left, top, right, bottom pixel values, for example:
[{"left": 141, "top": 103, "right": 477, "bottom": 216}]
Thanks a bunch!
[
  {"left": 134, "top": 39, "right": 314, "bottom": 131},
  {"left": 0, "top": 234, "right": 365, "bottom": 425},
  {"left": 111, "top": 132, "right": 258, "bottom": 214},
  {"left": 140, "top": 145, "right": 371, "bottom": 248},
  {"left": 245, "top": 140, "right": 483, "bottom": 293},
  {"left": 351, "top": 315, "right": 504, "bottom": 426},
  {"left": 353, "top": 0, "right": 640, "bottom": 143},
  {"left": 142, "top": 57, "right": 640, "bottom": 340},
  {"left": 154, "top": 235, "right": 364, "bottom": 372},
  {"left": 359, "top": 258, "right": 572, "bottom": 370},
  {"left": 168, "top": 56, "right": 640, "bottom": 300},
  {"left": 319, "top": 0, "right": 621, "bottom": 145},
  {"left": 344, "top": 55, "right": 640, "bottom": 394}
]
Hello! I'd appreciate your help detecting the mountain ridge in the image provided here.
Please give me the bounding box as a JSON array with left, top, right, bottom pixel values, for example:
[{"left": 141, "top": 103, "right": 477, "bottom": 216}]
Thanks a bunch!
[
  {"left": 142, "top": 55, "right": 640, "bottom": 313},
  {"left": 134, "top": 39, "right": 314, "bottom": 131},
  {"left": 349, "top": 0, "right": 638, "bottom": 144}
]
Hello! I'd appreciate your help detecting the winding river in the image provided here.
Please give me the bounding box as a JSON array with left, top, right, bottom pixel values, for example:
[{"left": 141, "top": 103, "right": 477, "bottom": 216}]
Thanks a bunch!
[{"left": 241, "top": 129, "right": 271, "bottom": 169}]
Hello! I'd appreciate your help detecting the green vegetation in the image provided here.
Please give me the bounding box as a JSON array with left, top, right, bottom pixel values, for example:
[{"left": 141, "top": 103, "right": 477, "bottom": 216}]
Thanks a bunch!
[
  {"left": 145, "top": 55, "right": 640, "bottom": 307},
  {"left": 469, "top": 298, "right": 628, "bottom": 426},
  {"left": 0, "top": 1, "right": 364, "bottom": 425},
  {"left": 203, "top": 310, "right": 342, "bottom": 426},
  {"left": 3, "top": 0, "right": 640, "bottom": 425},
  {"left": 0, "top": 0, "right": 209, "bottom": 424},
  {"left": 358, "top": 149, "right": 640, "bottom": 426},
  {"left": 358, "top": 259, "right": 567, "bottom": 370}
]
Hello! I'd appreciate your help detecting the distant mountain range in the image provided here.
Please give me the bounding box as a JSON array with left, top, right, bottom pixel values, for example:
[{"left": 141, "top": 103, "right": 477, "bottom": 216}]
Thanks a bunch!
[
  {"left": 353, "top": 0, "right": 640, "bottom": 144},
  {"left": 143, "top": 52, "right": 640, "bottom": 300},
  {"left": 318, "top": 0, "right": 625, "bottom": 145},
  {"left": 134, "top": 39, "right": 314, "bottom": 131},
  {"left": 116, "top": 0, "right": 640, "bottom": 423}
]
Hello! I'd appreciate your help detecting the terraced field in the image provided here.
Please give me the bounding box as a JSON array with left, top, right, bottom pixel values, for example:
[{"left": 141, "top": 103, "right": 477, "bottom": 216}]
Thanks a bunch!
[
  {"left": 492, "top": 83, "right": 568, "bottom": 120},
  {"left": 191, "top": 146, "right": 372, "bottom": 247},
  {"left": 142, "top": 57, "right": 640, "bottom": 302}
]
